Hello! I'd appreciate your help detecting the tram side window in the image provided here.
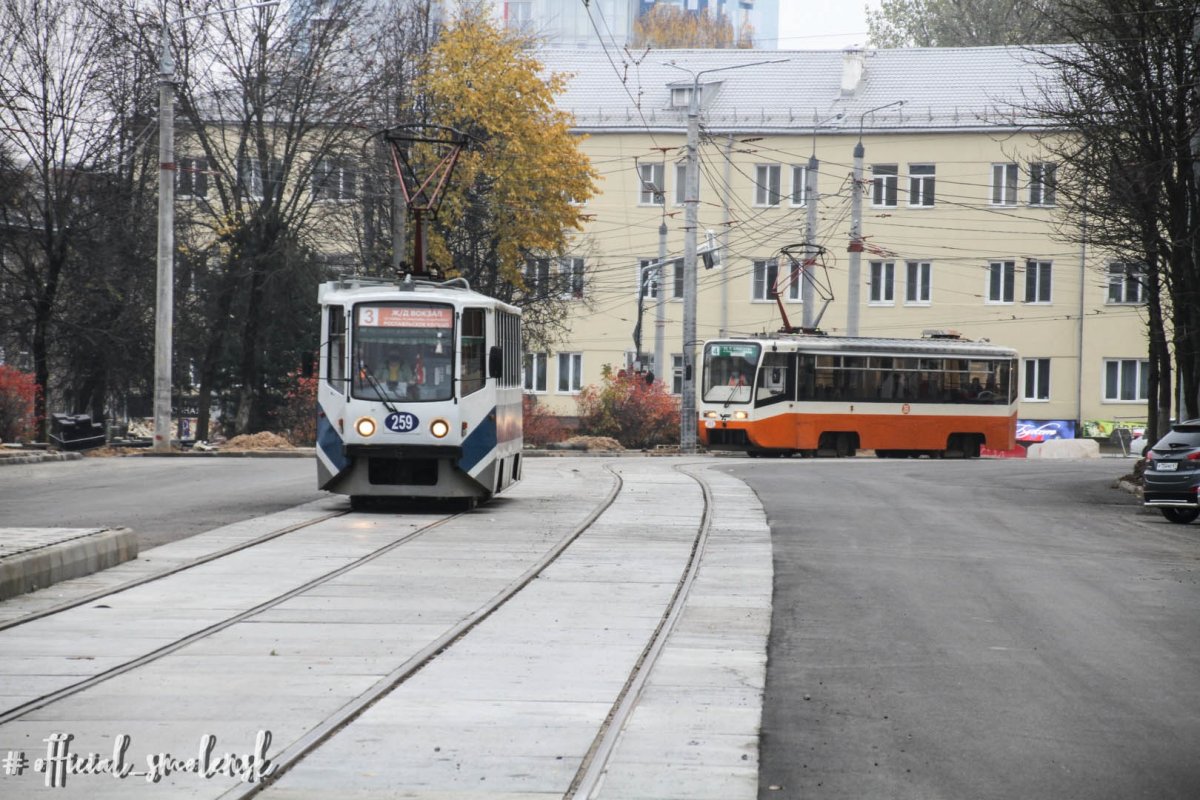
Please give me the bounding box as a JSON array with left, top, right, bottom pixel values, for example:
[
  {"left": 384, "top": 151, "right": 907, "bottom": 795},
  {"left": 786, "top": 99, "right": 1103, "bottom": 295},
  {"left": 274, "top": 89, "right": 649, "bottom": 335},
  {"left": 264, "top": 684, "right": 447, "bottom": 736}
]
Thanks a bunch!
[
  {"left": 327, "top": 307, "right": 346, "bottom": 393},
  {"left": 755, "top": 352, "right": 795, "bottom": 406},
  {"left": 461, "top": 308, "right": 486, "bottom": 396},
  {"left": 797, "top": 355, "right": 817, "bottom": 400}
]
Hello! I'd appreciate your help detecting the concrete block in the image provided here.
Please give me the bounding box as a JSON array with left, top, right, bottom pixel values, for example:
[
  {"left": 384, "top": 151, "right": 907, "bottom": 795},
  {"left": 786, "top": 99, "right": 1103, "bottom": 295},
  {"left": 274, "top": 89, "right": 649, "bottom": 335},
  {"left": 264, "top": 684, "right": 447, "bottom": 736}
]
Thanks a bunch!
[{"left": 1026, "top": 439, "right": 1101, "bottom": 459}]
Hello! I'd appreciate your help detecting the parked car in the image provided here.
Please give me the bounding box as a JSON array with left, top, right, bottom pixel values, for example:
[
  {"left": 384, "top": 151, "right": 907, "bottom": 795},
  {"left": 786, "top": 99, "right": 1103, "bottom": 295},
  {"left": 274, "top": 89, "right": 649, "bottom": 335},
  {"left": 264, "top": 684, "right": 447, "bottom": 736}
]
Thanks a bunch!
[{"left": 1143, "top": 420, "right": 1200, "bottom": 523}]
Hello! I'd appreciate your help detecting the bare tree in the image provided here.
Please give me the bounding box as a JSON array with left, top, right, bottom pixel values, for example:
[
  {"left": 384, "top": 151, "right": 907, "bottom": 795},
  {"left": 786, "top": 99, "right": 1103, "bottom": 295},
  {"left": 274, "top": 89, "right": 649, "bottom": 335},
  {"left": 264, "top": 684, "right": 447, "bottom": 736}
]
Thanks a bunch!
[
  {"left": 142, "top": 0, "right": 384, "bottom": 437},
  {"left": 0, "top": 0, "right": 142, "bottom": 438},
  {"left": 1021, "top": 1, "right": 1199, "bottom": 441},
  {"left": 868, "top": 0, "right": 1067, "bottom": 47}
]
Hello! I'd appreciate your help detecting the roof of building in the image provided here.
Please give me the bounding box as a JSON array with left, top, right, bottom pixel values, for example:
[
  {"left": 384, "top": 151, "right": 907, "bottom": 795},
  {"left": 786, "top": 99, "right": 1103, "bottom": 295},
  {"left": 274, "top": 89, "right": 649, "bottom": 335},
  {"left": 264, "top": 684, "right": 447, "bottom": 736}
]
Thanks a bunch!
[{"left": 536, "top": 45, "right": 1069, "bottom": 134}]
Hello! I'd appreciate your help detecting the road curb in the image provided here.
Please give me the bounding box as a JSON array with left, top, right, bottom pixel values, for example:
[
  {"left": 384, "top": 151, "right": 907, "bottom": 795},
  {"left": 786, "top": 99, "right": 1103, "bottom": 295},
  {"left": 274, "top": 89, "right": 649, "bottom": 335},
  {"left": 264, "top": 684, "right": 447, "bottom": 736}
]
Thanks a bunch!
[
  {"left": 0, "top": 527, "right": 138, "bottom": 601},
  {"left": 0, "top": 452, "right": 84, "bottom": 466}
]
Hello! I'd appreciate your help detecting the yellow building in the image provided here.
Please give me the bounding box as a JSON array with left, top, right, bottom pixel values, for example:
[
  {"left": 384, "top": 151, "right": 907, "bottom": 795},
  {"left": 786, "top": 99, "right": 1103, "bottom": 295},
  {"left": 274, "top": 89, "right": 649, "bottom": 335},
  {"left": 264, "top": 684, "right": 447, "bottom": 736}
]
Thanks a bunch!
[{"left": 529, "top": 45, "right": 1150, "bottom": 440}]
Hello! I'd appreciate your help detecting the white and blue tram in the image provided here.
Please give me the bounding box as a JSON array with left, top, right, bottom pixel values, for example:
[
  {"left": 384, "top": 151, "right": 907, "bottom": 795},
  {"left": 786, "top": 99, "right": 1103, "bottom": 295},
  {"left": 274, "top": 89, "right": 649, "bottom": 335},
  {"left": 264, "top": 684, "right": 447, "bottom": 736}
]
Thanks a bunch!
[{"left": 316, "top": 276, "right": 523, "bottom": 507}]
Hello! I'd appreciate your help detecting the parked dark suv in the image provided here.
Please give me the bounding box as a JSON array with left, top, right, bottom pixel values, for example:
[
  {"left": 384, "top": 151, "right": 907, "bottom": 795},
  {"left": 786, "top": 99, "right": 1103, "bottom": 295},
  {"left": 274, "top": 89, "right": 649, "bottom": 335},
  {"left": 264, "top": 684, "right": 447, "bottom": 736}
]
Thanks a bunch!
[{"left": 1143, "top": 420, "right": 1200, "bottom": 523}]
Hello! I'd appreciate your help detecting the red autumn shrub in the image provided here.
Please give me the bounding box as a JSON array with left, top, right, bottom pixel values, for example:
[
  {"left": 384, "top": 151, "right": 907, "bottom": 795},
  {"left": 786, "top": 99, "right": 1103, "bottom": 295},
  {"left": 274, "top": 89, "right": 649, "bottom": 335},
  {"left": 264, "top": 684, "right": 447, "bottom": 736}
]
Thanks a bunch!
[
  {"left": 0, "top": 366, "right": 40, "bottom": 443},
  {"left": 523, "top": 393, "right": 566, "bottom": 446},
  {"left": 575, "top": 365, "right": 679, "bottom": 449},
  {"left": 273, "top": 368, "right": 318, "bottom": 446}
]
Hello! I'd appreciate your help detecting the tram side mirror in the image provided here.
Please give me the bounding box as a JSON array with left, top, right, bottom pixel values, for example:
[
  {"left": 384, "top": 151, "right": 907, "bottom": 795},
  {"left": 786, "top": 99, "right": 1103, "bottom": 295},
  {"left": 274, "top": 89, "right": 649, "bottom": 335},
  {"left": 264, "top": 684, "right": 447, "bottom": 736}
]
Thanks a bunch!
[{"left": 488, "top": 346, "right": 503, "bottom": 379}]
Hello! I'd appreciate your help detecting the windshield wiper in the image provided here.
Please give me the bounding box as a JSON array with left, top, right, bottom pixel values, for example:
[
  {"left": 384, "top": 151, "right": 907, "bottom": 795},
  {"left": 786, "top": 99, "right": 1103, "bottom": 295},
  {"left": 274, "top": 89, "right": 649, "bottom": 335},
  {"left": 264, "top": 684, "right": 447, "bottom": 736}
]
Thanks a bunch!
[{"left": 358, "top": 360, "right": 398, "bottom": 414}]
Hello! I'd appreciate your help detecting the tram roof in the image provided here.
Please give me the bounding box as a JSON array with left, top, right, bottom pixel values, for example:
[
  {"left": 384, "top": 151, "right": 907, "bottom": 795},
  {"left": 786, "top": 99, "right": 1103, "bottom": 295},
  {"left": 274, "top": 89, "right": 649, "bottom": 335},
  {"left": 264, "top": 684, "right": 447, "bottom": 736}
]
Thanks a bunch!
[
  {"left": 319, "top": 276, "right": 520, "bottom": 315},
  {"left": 711, "top": 334, "right": 1017, "bottom": 359}
]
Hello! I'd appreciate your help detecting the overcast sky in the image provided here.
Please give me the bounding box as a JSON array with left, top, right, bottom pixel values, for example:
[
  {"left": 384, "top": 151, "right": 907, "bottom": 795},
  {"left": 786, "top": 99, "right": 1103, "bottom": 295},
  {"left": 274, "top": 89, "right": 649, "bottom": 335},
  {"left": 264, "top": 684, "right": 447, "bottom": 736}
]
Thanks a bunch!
[{"left": 776, "top": 0, "right": 883, "bottom": 49}]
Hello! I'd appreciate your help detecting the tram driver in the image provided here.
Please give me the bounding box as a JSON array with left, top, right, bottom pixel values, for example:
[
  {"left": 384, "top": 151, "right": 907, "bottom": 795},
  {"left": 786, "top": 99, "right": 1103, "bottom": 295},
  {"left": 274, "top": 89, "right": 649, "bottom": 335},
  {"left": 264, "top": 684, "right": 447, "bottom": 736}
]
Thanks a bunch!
[{"left": 384, "top": 350, "right": 413, "bottom": 397}]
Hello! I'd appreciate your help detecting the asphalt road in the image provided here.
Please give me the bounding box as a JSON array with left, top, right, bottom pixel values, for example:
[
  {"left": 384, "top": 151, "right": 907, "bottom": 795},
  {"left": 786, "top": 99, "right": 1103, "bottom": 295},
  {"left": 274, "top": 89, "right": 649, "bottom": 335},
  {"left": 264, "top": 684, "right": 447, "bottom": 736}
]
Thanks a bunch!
[
  {"left": 724, "top": 457, "right": 1200, "bottom": 800},
  {"left": 0, "top": 455, "right": 328, "bottom": 548}
]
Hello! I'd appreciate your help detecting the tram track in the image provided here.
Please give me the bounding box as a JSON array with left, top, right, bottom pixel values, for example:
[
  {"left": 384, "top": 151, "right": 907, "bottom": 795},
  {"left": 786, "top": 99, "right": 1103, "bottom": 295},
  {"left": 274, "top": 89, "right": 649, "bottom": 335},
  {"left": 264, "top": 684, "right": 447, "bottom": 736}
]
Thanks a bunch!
[{"left": 0, "top": 459, "right": 748, "bottom": 799}]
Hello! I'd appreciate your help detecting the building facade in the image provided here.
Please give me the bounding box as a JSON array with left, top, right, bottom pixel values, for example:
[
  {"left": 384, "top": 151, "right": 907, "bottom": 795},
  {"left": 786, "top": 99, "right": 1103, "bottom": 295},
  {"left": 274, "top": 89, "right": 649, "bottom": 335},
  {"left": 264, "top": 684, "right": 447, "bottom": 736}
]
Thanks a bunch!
[{"left": 528, "top": 45, "right": 1150, "bottom": 440}]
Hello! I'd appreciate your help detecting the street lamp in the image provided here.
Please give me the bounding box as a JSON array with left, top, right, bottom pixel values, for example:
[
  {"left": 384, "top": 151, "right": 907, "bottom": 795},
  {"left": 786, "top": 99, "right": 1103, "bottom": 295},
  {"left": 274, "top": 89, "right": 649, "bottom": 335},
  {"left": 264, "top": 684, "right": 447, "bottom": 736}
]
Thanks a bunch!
[
  {"left": 664, "top": 58, "right": 787, "bottom": 453},
  {"left": 152, "top": 1, "right": 279, "bottom": 453}
]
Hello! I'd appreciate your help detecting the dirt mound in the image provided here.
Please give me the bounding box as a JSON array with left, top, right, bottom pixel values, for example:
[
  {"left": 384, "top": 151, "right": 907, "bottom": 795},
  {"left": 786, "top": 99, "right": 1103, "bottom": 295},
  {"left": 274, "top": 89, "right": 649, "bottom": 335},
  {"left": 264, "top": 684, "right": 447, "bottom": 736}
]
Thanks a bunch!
[
  {"left": 221, "top": 432, "right": 295, "bottom": 451},
  {"left": 557, "top": 435, "right": 625, "bottom": 452}
]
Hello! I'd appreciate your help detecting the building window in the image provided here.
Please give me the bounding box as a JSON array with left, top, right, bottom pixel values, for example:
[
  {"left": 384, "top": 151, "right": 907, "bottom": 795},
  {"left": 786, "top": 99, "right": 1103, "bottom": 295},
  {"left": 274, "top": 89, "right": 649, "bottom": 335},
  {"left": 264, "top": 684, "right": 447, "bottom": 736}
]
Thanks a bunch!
[
  {"left": 872, "top": 165, "right": 898, "bottom": 207},
  {"left": 558, "top": 352, "right": 583, "bottom": 393},
  {"left": 672, "top": 354, "right": 684, "bottom": 395},
  {"left": 639, "top": 162, "right": 664, "bottom": 205},
  {"left": 752, "top": 258, "right": 779, "bottom": 301},
  {"left": 755, "top": 164, "right": 782, "bottom": 206},
  {"left": 177, "top": 157, "right": 208, "bottom": 199},
  {"left": 908, "top": 164, "right": 935, "bottom": 206},
  {"left": 312, "top": 158, "right": 357, "bottom": 202},
  {"left": 987, "top": 260, "right": 1015, "bottom": 303},
  {"left": 790, "top": 165, "right": 807, "bottom": 206},
  {"left": 991, "top": 163, "right": 1019, "bottom": 205},
  {"left": 905, "top": 261, "right": 931, "bottom": 304},
  {"left": 638, "top": 258, "right": 659, "bottom": 300},
  {"left": 1023, "top": 358, "right": 1050, "bottom": 401},
  {"left": 1025, "top": 260, "right": 1052, "bottom": 303},
  {"left": 671, "top": 258, "right": 684, "bottom": 299},
  {"left": 1107, "top": 262, "right": 1145, "bottom": 304},
  {"left": 1029, "top": 162, "right": 1057, "bottom": 206},
  {"left": 525, "top": 258, "right": 551, "bottom": 299},
  {"left": 1104, "top": 359, "right": 1148, "bottom": 402},
  {"left": 524, "top": 352, "right": 548, "bottom": 393},
  {"left": 560, "top": 257, "right": 584, "bottom": 299},
  {"left": 238, "top": 156, "right": 279, "bottom": 199},
  {"left": 506, "top": 0, "right": 532, "bottom": 32},
  {"left": 869, "top": 260, "right": 895, "bottom": 304},
  {"left": 674, "top": 162, "right": 686, "bottom": 206}
]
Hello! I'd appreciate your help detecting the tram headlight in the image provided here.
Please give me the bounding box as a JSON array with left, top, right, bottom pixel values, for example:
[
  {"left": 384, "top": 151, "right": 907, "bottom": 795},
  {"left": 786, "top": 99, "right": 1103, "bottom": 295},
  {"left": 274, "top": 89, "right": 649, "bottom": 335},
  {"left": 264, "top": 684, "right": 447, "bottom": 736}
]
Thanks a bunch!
[
  {"left": 430, "top": 418, "right": 450, "bottom": 439},
  {"left": 704, "top": 411, "right": 718, "bottom": 419},
  {"left": 355, "top": 416, "right": 377, "bottom": 437},
  {"left": 733, "top": 410, "right": 749, "bottom": 420}
]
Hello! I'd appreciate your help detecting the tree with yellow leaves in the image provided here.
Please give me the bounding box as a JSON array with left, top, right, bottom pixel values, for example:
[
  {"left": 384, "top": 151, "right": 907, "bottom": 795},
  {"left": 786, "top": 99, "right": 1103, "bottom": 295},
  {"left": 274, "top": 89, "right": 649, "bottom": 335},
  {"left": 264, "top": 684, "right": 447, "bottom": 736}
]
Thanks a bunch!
[
  {"left": 632, "top": 4, "right": 751, "bottom": 49},
  {"left": 413, "top": 5, "right": 598, "bottom": 347}
]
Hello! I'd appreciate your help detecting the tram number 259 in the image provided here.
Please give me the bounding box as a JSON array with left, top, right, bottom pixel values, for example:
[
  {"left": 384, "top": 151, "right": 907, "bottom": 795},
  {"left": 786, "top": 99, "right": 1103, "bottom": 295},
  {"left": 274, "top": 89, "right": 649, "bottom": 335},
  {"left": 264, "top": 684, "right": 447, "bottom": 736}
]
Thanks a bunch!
[{"left": 385, "top": 412, "right": 419, "bottom": 433}]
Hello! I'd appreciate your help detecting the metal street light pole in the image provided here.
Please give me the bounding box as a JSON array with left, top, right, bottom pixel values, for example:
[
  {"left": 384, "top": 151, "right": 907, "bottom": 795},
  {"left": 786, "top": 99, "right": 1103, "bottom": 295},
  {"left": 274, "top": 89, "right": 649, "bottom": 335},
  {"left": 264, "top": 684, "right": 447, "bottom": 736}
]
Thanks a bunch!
[
  {"left": 666, "top": 58, "right": 788, "bottom": 453},
  {"left": 152, "top": 1, "right": 279, "bottom": 453}
]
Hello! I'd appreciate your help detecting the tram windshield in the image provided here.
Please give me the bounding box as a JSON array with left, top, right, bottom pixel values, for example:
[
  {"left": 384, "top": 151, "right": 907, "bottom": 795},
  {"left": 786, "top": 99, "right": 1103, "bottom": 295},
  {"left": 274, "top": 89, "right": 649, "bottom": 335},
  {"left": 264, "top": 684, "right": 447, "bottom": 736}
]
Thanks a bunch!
[
  {"left": 352, "top": 302, "right": 454, "bottom": 402},
  {"left": 702, "top": 342, "right": 761, "bottom": 404}
]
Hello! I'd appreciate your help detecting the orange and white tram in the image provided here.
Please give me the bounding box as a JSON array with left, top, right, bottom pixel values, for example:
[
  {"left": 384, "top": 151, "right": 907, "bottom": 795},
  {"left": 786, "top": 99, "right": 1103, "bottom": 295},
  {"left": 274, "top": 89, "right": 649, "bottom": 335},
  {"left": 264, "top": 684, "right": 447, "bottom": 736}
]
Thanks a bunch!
[{"left": 698, "top": 333, "right": 1018, "bottom": 458}]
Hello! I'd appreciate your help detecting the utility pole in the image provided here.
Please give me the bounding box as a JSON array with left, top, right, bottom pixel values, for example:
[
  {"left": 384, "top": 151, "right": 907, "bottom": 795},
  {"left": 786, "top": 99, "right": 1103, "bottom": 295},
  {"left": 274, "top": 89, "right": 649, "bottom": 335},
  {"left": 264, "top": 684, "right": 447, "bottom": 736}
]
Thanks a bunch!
[
  {"left": 847, "top": 101, "right": 903, "bottom": 338},
  {"left": 667, "top": 57, "right": 788, "bottom": 453},
  {"left": 153, "top": 24, "right": 175, "bottom": 453},
  {"left": 654, "top": 220, "right": 666, "bottom": 381},
  {"left": 846, "top": 140, "right": 863, "bottom": 337},
  {"left": 681, "top": 84, "right": 700, "bottom": 453},
  {"left": 152, "top": 1, "right": 279, "bottom": 453},
  {"left": 802, "top": 153, "right": 819, "bottom": 329}
]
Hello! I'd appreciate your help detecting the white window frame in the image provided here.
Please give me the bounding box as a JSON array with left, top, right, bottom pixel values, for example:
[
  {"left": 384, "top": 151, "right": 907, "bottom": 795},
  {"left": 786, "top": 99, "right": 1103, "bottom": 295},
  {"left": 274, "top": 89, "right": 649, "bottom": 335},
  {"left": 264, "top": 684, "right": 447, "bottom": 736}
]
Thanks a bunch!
[
  {"left": 752, "top": 258, "right": 779, "bottom": 302},
  {"left": 872, "top": 165, "right": 898, "bottom": 207},
  {"left": 671, "top": 354, "right": 684, "bottom": 395},
  {"left": 1025, "top": 259, "right": 1052, "bottom": 304},
  {"left": 991, "top": 163, "right": 1019, "bottom": 205},
  {"left": 790, "top": 165, "right": 808, "bottom": 206},
  {"left": 754, "top": 164, "right": 782, "bottom": 207},
  {"left": 905, "top": 260, "right": 931, "bottom": 305},
  {"left": 524, "top": 352, "right": 548, "bottom": 393},
  {"left": 1107, "top": 262, "right": 1145, "bottom": 304},
  {"left": 639, "top": 163, "right": 664, "bottom": 206},
  {"left": 1029, "top": 162, "right": 1057, "bottom": 206},
  {"left": 560, "top": 257, "right": 584, "bottom": 300},
  {"left": 1103, "top": 358, "right": 1148, "bottom": 403},
  {"left": 674, "top": 162, "right": 686, "bottom": 206},
  {"left": 908, "top": 164, "right": 935, "bottom": 207},
  {"left": 312, "top": 158, "right": 357, "bottom": 202},
  {"left": 177, "top": 156, "right": 208, "bottom": 200},
  {"left": 525, "top": 258, "right": 551, "bottom": 299},
  {"left": 1023, "top": 357, "right": 1050, "bottom": 401},
  {"left": 557, "top": 352, "right": 583, "bottom": 394},
  {"left": 986, "top": 260, "right": 1016, "bottom": 304},
  {"left": 869, "top": 260, "right": 895, "bottom": 304},
  {"left": 638, "top": 258, "right": 659, "bottom": 300},
  {"left": 671, "top": 257, "right": 684, "bottom": 300}
]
